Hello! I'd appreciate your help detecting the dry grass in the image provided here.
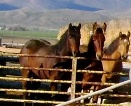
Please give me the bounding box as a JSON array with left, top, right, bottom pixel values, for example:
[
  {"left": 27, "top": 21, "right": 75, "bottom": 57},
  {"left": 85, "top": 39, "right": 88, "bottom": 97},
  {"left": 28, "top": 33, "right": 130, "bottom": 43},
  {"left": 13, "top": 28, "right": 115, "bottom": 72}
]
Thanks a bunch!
[{"left": 57, "top": 19, "right": 131, "bottom": 47}]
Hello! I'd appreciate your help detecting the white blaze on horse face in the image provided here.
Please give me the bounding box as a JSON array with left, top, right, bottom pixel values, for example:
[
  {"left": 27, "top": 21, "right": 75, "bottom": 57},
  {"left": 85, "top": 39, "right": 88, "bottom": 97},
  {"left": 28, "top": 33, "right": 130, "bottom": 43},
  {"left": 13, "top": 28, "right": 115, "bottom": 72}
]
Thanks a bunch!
[
  {"left": 124, "top": 39, "right": 128, "bottom": 43},
  {"left": 123, "top": 39, "right": 130, "bottom": 46}
]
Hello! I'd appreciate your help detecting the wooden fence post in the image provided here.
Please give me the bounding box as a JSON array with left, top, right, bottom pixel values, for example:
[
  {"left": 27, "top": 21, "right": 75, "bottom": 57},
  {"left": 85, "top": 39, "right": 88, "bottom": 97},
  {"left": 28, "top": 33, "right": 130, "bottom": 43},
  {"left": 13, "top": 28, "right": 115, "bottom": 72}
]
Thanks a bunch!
[{"left": 70, "top": 57, "right": 77, "bottom": 106}]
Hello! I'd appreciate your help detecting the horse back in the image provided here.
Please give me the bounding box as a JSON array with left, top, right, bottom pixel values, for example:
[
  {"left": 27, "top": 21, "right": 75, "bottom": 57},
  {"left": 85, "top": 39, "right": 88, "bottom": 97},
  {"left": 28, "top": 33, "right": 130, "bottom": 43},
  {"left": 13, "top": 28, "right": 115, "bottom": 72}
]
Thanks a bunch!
[{"left": 24, "top": 39, "right": 51, "bottom": 53}]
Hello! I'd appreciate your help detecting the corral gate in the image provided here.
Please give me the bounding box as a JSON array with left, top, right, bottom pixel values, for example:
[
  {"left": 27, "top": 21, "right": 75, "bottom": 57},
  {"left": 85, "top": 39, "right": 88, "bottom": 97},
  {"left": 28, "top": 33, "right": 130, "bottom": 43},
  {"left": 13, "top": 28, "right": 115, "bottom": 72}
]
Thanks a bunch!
[{"left": 0, "top": 51, "right": 131, "bottom": 106}]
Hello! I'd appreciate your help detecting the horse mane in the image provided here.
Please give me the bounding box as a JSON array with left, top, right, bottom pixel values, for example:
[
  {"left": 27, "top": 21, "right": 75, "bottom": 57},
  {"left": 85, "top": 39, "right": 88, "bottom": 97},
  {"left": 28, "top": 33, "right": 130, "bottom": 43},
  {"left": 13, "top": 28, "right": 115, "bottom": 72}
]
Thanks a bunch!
[
  {"left": 103, "top": 34, "right": 127, "bottom": 55},
  {"left": 53, "top": 26, "right": 79, "bottom": 55},
  {"left": 94, "top": 27, "right": 104, "bottom": 35},
  {"left": 86, "top": 36, "right": 96, "bottom": 57},
  {"left": 79, "top": 35, "right": 96, "bottom": 59},
  {"left": 55, "top": 29, "right": 68, "bottom": 46},
  {"left": 52, "top": 29, "right": 69, "bottom": 54},
  {"left": 57, "top": 25, "right": 79, "bottom": 45}
]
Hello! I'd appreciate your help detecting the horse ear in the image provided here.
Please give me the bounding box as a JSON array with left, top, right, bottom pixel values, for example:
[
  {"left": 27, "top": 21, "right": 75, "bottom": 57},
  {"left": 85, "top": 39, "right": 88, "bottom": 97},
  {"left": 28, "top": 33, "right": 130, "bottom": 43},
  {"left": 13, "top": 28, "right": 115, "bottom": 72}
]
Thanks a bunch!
[
  {"left": 102, "top": 23, "right": 107, "bottom": 32},
  {"left": 78, "top": 23, "right": 81, "bottom": 29},
  {"left": 69, "top": 23, "right": 72, "bottom": 29},
  {"left": 119, "top": 32, "right": 122, "bottom": 37},
  {"left": 93, "top": 22, "right": 97, "bottom": 29},
  {"left": 127, "top": 31, "right": 130, "bottom": 38}
]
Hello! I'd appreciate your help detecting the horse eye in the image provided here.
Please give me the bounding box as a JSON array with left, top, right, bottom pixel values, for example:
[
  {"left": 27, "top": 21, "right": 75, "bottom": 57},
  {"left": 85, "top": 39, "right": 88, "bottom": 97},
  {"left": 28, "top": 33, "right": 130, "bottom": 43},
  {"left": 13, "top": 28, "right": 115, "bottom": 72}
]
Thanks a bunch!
[
  {"left": 93, "top": 37, "right": 96, "bottom": 41},
  {"left": 93, "top": 38, "right": 95, "bottom": 41},
  {"left": 69, "top": 36, "right": 72, "bottom": 39}
]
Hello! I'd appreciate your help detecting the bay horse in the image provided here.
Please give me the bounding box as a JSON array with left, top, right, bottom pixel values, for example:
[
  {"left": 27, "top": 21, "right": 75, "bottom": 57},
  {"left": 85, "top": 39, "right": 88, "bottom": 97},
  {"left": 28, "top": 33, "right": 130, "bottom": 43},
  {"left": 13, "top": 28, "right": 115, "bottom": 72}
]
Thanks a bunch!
[
  {"left": 19, "top": 23, "right": 81, "bottom": 102},
  {"left": 80, "top": 22, "right": 107, "bottom": 103},
  {"left": 101, "top": 31, "right": 130, "bottom": 96},
  {"left": 52, "top": 22, "right": 107, "bottom": 103}
]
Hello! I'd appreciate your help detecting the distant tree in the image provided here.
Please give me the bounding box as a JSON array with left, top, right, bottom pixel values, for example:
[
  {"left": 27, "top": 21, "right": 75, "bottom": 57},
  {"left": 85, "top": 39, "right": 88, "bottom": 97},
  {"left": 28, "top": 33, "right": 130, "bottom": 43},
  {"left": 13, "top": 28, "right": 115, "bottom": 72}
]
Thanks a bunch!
[
  {"left": 8, "top": 25, "right": 28, "bottom": 31},
  {"left": 0, "top": 25, "right": 6, "bottom": 30}
]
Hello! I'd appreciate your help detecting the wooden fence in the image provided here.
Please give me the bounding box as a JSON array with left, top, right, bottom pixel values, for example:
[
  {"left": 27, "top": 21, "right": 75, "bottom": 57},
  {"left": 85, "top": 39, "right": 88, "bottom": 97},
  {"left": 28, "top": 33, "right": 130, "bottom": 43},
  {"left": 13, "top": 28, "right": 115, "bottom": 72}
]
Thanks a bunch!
[{"left": 0, "top": 47, "right": 131, "bottom": 106}]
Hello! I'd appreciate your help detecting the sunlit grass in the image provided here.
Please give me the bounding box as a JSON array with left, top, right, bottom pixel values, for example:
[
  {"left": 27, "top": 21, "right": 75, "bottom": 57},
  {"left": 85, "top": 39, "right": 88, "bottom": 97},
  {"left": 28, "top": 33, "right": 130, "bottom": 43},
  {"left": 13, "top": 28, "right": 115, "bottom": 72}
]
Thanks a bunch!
[{"left": 0, "top": 30, "right": 58, "bottom": 39}]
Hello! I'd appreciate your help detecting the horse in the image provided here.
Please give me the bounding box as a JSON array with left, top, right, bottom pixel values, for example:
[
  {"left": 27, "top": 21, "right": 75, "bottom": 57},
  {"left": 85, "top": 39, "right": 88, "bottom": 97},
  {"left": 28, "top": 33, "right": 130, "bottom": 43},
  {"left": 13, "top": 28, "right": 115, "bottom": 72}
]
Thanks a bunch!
[
  {"left": 52, "top": 22, "right": 107, "bottom": 103},
  {"left": 101, "top": 31, "right": 130, "bottom": 97},
  {"left": 80, "top": 22, "right": 107, "bottom": 103},
  {"left": 19, "top": 23, "right": 81, "bottom": 103}
]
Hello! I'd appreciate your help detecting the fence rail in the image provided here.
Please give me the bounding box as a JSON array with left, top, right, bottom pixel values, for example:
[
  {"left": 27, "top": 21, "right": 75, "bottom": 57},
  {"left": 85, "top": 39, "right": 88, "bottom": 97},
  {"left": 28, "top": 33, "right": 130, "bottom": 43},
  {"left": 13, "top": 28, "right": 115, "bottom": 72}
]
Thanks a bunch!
[
  {"left": 56, "top": 80, "right": 131, "bottom": 106},
  {"left": 0, "top": 51, "right": 130, "bottom": 105}
]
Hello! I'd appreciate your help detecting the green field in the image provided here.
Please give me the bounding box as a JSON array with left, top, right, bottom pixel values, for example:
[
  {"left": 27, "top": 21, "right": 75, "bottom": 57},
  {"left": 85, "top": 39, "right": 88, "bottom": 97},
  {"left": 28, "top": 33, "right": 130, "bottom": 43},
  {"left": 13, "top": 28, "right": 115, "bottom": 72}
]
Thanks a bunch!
[{"left": 0, "top": 30, "right": 58, "bottom": 39}]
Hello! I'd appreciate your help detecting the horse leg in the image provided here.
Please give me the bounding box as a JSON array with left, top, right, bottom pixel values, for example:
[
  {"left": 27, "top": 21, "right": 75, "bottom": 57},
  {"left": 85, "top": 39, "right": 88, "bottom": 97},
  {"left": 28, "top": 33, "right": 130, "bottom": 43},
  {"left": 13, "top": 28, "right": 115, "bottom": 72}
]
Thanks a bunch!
[
  {"left": 92, "top": 74, "right": 102, "bottom": 103},
  {"left": 21, "top": 69, "right": 30, "bottom": 106},
  {"left": 60, "top": 83, "right": 70, "bottom": 101},
  {"left": 50, "top": 71, "right": 59, "bottom": 100},
  {"left": 92, "top": 85, "right": 102, "bottom": 103},
  {"left": 111, "top": 75, "right": 120, "bottom": 94},
  {"left": 30, "top": 73, "right": 41, "bottom": 101},
  {"left": 50, "top": 82, "right": 57, "bottom": 100},
  {"left": 101, "top": 74, "right": 107, "bottom": 86},
  {"left": 82, "top": 84, "right": 91, "bottom": 103},
  {"left": 100, "top": 74, "right": 107, "bottom": 104},
  {"left": 81, "top": 73, "right": 93, "bottom": 103},
  {"left": 83, "top": 89, "right": 90, "bottom": 103}
]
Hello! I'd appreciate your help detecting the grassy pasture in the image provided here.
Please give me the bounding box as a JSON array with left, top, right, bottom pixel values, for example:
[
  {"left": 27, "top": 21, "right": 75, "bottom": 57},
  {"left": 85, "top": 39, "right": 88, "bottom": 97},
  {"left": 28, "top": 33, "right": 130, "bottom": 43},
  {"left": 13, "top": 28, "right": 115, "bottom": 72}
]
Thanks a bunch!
[{"left": 0, "top": 30, "right": 58, "bottom": 39}]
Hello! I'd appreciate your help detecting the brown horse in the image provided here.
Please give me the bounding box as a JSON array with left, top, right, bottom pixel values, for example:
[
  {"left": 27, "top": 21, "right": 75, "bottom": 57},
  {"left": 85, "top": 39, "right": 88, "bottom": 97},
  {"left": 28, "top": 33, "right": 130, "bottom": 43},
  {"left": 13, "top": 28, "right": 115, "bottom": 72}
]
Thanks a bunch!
[
  {"left": 19, "top": 23, "right": 81, "bottom": 101},
  {"left": 101, "top": 32, "right": 130, "bottom": 94},
  {"left": 52, "top": 22, "right": 107, "bottom": 102},
  {"left": 80, "top": 22, "right": 107, "bottom": 103}
]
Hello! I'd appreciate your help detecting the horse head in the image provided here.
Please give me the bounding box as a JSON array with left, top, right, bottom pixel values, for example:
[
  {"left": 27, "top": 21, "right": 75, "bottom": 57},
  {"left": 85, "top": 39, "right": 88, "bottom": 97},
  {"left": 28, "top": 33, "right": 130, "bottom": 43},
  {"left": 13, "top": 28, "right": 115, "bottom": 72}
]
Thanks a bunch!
[
  {"left": 92, "top": 22, "right": 107, "bottom": 59},
  {"left": 118, "top": 31, "right": 130, "bottom": 60},
  {"left": 67, "top": 23, "right": 81, "bottom": 56}
]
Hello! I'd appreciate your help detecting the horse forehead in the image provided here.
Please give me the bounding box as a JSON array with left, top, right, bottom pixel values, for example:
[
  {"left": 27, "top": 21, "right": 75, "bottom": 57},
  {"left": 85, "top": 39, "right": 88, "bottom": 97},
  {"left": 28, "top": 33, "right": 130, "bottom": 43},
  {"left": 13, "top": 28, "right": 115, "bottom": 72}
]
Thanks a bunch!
[
  {"left": 93, "top": 33, "right": 105, "bottom": 40},
  {"left": 72, "top": 26, "right": 79, "bottom": 32},
  {"left": 120, "top": 35, "right": 129, "bottom": 42},
  {"left": 122, "top": 38, "right": 129, "bottom": 44},
  {"left": 94, "top": 27, "right": 105, "bottom": 37},
  {"left": 95, "top": 27, "right": 104, "bottom": 33},
  {"left": 70, "top": 26, "right": 80, "bottom": 36},
  {"left": 119, "top": 39, "right": 130, "bottom": 49}
]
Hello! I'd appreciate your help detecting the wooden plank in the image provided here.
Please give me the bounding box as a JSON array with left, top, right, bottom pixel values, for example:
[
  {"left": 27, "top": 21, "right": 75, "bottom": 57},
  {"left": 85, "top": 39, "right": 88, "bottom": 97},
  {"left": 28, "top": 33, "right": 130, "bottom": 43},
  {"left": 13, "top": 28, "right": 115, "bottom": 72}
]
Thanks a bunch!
[{"left": 0, "top": 47, "right": 20, "bottom": 54}]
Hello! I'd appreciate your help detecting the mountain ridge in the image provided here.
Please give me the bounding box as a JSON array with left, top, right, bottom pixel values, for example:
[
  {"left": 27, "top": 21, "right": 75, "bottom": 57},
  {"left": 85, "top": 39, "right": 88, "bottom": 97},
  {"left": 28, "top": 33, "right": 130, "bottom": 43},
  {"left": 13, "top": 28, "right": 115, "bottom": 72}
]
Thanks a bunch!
[{"left": 0, "top": 0, "right": 131, "bottom": 29}]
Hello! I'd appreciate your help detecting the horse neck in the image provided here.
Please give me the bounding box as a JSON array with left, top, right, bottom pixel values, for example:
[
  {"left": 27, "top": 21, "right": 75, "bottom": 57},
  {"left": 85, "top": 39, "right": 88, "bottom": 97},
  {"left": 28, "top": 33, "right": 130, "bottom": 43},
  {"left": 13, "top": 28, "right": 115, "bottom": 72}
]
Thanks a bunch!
[
  {"left": 86, "top": 37, "right": 96, "bottom": 58},
  {"left": 54, "top": 32, "right": 71, "bottom": 56},
  {"left": 103, "top": 38, "right": 121, "bottom": 59}
]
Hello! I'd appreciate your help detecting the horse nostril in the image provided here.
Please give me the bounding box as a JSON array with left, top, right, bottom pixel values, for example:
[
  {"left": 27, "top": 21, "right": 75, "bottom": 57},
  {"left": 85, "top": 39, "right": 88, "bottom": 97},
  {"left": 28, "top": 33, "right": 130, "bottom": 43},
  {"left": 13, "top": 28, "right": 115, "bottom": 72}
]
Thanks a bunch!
[
  {"left": 96, "top": 54, "right": 102, "bottom": 60},
  {"left": 122, "top": 55, "right": 128, "bottom": 60},
  {"left": 72, "top": 51, "right": 76, "bottom": 57},
  {"left": 73, "top": 50, "right": 80, "bottom": 56}
]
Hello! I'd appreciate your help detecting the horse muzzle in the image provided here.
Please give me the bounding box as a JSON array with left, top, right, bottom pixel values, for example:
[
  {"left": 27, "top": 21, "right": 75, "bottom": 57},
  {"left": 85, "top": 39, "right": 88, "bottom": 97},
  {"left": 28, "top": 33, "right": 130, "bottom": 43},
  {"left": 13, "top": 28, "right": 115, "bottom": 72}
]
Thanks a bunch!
[
  {"left": 96, "top": 53, "right": 103, "bottom": 60},
  {"left": 72, "top": 51, "right": 80, "bottom": 57},
  {"left": 121, "top": 54, "right": 128, "bottom": 60}
]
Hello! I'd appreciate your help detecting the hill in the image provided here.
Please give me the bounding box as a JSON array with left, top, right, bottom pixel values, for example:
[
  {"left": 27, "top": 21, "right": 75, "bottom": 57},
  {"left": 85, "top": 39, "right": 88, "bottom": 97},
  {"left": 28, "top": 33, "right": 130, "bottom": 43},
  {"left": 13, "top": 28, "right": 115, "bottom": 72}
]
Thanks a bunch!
[{"left": 0, "top": 0, "right": 131, "bottom": 29}]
